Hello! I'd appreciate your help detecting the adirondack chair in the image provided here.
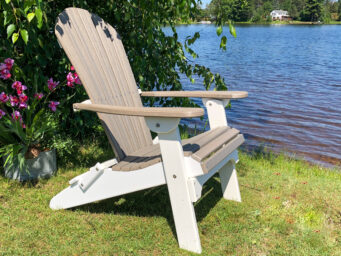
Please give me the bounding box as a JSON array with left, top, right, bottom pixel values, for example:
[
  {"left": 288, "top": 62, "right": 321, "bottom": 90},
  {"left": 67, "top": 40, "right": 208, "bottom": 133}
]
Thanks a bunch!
[{"left": 50, "top": 8, "right": 248, "bottom": 253}]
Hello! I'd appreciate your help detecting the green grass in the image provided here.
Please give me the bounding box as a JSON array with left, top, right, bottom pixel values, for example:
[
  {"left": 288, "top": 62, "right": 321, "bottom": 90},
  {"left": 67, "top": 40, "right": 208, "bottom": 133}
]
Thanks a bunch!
[{"left": 0, "top": 143, "right": 340, "bottom": 255}]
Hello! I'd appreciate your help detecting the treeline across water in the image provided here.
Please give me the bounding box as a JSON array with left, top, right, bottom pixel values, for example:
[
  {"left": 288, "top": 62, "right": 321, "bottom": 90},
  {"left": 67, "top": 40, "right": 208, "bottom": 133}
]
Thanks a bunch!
[{"left": 197, "top": 0, "right": 341, "bottom": 23}]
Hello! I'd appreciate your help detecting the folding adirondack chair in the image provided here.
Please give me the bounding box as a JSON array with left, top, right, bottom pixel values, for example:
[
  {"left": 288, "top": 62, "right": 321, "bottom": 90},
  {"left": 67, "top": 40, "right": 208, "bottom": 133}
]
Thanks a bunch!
[{"left": 50, "top": 8, "right": 248, "bottom": 253}]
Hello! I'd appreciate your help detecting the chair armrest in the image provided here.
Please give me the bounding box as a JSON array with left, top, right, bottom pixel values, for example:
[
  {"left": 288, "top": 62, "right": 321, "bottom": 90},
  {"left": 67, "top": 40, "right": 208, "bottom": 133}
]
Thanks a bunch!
[
  {"left": 140, "top": 91, "right": 248, "bottom": 99},
  {"left": 73, "top": 103, "right": 204, "bottom": 118},
  {"left": 73, "top": 99, "right": 91, "bottom": 112}
]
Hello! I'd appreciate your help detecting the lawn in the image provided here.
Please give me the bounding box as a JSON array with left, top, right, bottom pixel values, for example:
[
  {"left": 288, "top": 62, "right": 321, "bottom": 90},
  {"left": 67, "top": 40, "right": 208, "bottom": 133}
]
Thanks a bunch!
[{"left": 0, "top": 142, "right": 340, "bottom": 255}]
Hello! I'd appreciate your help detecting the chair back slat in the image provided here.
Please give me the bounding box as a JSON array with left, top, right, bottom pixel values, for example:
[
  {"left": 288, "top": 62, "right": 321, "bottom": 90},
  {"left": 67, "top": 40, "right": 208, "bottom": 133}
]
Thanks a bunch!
[{"left": 55, "top": 8, "right": 152, "bottom": 160}]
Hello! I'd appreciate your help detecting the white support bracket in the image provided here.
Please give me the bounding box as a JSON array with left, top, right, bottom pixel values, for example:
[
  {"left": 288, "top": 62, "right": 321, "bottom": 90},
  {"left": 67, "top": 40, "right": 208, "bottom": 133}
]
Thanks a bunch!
[
  {"left": 202, "top": 98, "right": 229, "bottom": 129},
  {"left": 69, "top": 158, "right": 118, "bottom": 191},
  {"left": 187, "top": 178, "right": 203, "bottom": 202}
]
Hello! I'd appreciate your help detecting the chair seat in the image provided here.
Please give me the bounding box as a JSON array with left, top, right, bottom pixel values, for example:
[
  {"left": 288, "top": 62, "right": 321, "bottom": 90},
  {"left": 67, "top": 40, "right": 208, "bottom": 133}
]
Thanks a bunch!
[{"left": 112, "top": 127, "right": 244, "bottom": 173}]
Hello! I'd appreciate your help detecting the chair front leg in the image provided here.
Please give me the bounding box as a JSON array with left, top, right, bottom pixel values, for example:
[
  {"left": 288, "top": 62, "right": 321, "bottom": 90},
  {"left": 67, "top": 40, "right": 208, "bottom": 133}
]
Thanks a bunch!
[{"left": 145, "top": 117, "right": 202, "bottom": 254}]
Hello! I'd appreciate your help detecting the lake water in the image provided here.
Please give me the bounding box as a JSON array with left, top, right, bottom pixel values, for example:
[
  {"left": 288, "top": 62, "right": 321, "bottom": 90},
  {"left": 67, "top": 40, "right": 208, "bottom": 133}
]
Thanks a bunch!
[{"left": 171, "top": 25, "right": 341, "bottom": 167}]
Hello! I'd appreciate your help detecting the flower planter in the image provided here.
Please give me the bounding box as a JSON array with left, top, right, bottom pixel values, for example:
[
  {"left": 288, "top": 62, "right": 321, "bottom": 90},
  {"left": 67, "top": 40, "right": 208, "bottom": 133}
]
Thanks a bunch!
[{"left": 4, "top": 149, "right": 57, "bottom": 181}]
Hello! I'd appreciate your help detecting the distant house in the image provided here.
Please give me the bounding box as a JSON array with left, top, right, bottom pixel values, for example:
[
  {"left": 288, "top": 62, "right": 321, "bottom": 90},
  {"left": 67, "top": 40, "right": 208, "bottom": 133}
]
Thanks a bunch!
[{"left": 270, "top": 10, "right": 291, "bottom": 21}]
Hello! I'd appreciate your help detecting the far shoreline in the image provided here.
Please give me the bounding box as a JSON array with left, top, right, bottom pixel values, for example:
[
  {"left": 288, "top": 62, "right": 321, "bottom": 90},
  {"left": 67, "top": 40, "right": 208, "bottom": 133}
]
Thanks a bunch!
[{"left": 175, "top": 20, "right": 341, "bottom": 26}]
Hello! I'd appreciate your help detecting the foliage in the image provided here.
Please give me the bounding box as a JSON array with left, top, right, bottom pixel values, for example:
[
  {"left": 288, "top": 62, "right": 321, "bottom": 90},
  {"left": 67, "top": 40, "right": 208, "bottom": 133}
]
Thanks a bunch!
[
  {"left": 0, "top": 0, "right": 96, "bottom": 139},
  {"left": 205, "top": 0, "right": 339, "bottom": 23},
  {"left": 209, "top": 0, "right": 251, "bottom": 22},
  {"left": 195, "top": 4, "right": 211, "bottom": 21},
  {"left": 0, "top": 58, "right": 80, "bottom": 173},
  {"left": 301, "top": 0, "right": 324, "bottom": 21}
]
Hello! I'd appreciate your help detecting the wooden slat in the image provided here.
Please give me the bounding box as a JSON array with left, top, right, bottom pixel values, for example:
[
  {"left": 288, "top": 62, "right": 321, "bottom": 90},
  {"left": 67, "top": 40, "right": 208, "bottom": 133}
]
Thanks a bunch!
[
  {"left": 202, "top": 134, "right": 245, "bottom": 173},
  {"left": 55, "top": 8, "right": 153, "bottom": 160},
  {"left": 73, "top": 103, "right": 204, "bottom": 118},
  {"left": 113, "top": 143, "right": 160, "bottom": 169},
  {"left": 112, "top": 128, "right": 244, "bottom": 172},
  {"left": 182, "top": 128, "right": 223, "bottom": 156},
  {"left": 141, "top": 91, "right": 248, "bottom": 99},
  {"left": 192, "top": 128, "right": 239, "bottom": 162},
  {"left": 123, "top": 145, "right": 161, "bottom": 171}
]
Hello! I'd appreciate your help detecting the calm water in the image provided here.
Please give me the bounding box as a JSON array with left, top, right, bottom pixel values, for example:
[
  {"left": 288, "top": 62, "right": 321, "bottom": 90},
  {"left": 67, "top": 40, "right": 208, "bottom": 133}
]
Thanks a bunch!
[{"left": 170, "top": 25, "right": 341, "bottom": 166}]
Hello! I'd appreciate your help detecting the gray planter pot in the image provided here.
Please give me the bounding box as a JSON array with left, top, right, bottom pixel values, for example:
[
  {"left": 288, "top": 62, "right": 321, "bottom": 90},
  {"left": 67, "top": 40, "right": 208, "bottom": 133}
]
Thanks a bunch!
[{"left": 4, "top": 149, "right": 57, "bottom": 181}]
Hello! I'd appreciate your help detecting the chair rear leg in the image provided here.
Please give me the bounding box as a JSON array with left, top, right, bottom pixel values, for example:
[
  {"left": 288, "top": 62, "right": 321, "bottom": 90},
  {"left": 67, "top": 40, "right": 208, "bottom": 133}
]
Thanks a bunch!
[{"left": 219, "top": 161, "right": 242, "bottom": 202}]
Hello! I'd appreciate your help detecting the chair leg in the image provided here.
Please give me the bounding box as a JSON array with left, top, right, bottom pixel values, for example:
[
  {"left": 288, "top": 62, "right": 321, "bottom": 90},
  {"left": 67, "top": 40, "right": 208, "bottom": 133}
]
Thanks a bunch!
[
  {"left": 158, "top": 127, "right": 202, "bottom": 254},
  {"left": 219, "top": 161, "right": 242, "bottom": 202},
  {"left": 165, "top": 176, "right": 202, "bottom": 253}
]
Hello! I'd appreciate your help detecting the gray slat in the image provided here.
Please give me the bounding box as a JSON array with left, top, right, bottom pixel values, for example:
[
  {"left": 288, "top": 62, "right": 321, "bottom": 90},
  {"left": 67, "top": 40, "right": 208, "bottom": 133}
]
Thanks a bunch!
[
  {"left": 202, "top": 134, "right": 245, "bottom": 173},
  {"left": 112, "top": 128, "right": 244, "bottom": 172},
  {"left": 192, "top": 128, "right": 239, "bottom": 162},
  {"left": 55, "top": 8, "right": 153, "bottom": 160},
  {"left": 187, "top": 127, "right": 228, "bottom": 152}
]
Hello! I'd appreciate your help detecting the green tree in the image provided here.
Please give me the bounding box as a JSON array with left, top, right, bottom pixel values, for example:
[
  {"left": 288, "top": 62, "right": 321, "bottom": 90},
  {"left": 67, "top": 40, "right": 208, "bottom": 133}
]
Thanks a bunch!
[
  {"left": 339, "top": 0, "right": 341, "bottom": 20},
  {"left": 231, "top": 0, "right": 251, "bottom": 21},
  {"left": 263, "top": 1, "right": 273, "bottom": 19},
  {"left": 322, "top": 0, "right": 332, "bottom": 23},
  {"left": 209, "top": 0, "right": 234, "bottom": 20},
  {"left": 301, "top": 0, "right": 324, "bottom": 21},
  {"left": 208, "top": 0, "right": 251, "bottom": 21}
]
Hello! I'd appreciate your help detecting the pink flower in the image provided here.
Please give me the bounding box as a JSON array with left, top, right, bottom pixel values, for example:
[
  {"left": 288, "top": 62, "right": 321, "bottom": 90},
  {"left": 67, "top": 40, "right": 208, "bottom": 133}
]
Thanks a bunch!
[
  {"left": 10, "top": 95, "right": 19, "bottom": 106},
  {"left": 74, "top": 72, "right": 82, "bottom": 85},
  {"left": 11, "top": 110, "right": 25, "bottom": 127},
  {"left": 66, "top": 72, "right": 75, "bottom": 88},
  {"left": 70, "top": 66, "right": 75, "bottom": 71},
  {"left": 66, "top": 72, "right": 74, "bottom": 82},
  {"left": 11, "top": 81, "right": 21, "bottom": 89},
  {"left": 18, "top": 94, "right": 28, "bottom": 109},
  {"left": 4, "top": 58, "right": 14, "bottom": 70},
  {"left": 0, "top": 92, "right": 9, "bottom": 103},
  {"left": 0, "top": 109, "right": 5, "bottom": 119},
  {"left": 34, "top": 93, "right": 44, "bottom": 100},
  {"left": 19, "top": 94, "right": 28, "bottom": 103},
  {"left": 47, "top": 78, "right": 60, "bottom": 91},
  {"left": 0, "top": 64, "right": 11, "bottom": 80},
  {"left": 12, "top": 81, "right": 27, "bottom": 95},
  {"left": 49, "top": 101, "right": 59, "bottom": 112},
  {"left": 12, "top": 110, "right": 21, "bottom": 121}
]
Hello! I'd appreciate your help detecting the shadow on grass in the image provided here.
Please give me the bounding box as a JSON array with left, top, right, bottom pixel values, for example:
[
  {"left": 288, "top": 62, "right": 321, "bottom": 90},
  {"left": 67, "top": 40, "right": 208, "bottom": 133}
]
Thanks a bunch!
[{"left": 72, "top": 174, "right": 223, "bottom": 239}]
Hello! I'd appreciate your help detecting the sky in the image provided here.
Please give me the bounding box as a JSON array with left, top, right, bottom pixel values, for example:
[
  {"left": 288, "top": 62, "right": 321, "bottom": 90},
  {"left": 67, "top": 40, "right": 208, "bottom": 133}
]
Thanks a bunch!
[{"left": 200, "top": 0, "right": 211, "bottom": 8}]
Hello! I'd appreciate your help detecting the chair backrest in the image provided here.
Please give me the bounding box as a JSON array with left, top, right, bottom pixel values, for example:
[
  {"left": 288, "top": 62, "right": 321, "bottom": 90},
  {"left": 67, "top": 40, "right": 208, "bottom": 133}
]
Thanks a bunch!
[{"left": 55, "top": 8, "right": 153, "bottom": 160}]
